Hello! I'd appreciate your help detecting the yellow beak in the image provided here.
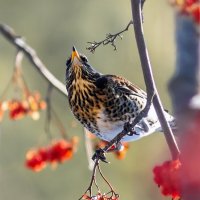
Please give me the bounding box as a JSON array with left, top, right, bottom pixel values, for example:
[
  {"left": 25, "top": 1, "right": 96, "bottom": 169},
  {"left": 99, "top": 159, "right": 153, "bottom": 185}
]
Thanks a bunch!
[{"left": 71, "top": 46, "right": 80, "bottom": 61}]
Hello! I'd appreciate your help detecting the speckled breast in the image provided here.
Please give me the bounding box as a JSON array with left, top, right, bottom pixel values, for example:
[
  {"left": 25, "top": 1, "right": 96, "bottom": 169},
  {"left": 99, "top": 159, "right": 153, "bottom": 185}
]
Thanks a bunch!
[{"left": 68, "top": 79, "right": 107, "bottom": 137}]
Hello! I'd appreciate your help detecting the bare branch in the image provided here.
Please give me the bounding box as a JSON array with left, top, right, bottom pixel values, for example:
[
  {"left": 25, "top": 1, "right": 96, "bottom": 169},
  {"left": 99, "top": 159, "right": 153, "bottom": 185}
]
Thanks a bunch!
[
  {"left": 130, "top": 0, "right": 179, "bottom": 159},
  {"left": 0, "top": 24, "right": 67, "bottom": 97},
  {"left": 86, "top": 20, "right": 133, "bottom": 53},
  {"left": 79, "top": 160, "right": 99, "bottom": 199},
  {"left": 93, "top": 0, "right": 180, "bottom": 160},
  {"left": 79, "top": 159, "right": 119, "bottom": 200}
]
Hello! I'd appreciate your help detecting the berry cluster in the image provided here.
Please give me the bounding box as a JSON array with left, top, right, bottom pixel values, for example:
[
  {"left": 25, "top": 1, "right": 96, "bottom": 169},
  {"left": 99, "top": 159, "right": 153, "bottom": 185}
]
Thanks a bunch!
[
  {"left": 82, "top": 192, "right": 119, "bottom": 200},
  {"left": 0, "top": 92, "right": 46, "bottom": 121},
  {"left": 25, "top": 137, "right": 78, "bottom": 172},
  {"left": 153, "top": 159, "right": 181, "bottom": 199},
  {"left": 170, "top": 0, "right": 200, "bottom": 24}
]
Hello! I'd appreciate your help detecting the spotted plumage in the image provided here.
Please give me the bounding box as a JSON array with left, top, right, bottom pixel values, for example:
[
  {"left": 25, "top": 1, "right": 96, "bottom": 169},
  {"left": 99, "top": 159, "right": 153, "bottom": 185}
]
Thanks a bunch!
[{"left": 66, "top": 47, "right": 175, "bottom": 142}]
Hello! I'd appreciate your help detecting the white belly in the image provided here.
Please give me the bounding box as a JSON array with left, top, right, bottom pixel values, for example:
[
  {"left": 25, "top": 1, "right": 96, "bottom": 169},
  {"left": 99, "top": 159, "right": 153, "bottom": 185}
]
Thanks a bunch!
[
  {"left": 95, "top": 111, "right": 152, "bottom": 142},
  {"left": 95, "top": 106, "right": 175, "bottom": 142}
]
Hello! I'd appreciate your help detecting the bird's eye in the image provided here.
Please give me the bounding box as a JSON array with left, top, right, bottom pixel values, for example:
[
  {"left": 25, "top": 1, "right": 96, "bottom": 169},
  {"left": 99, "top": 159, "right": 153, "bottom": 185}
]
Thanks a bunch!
[
  {"left": 66, "top": 57, "right": 71, "bottom": 66},
  {"left": 80, "top": 55, "right": 88, "bottom": 63}
]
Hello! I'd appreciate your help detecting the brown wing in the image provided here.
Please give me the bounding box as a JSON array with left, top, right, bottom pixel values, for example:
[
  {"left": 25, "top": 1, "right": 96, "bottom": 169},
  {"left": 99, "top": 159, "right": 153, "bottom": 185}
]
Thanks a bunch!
[{"left": 95, "top": 74, "right": 147, "bottom": 100}]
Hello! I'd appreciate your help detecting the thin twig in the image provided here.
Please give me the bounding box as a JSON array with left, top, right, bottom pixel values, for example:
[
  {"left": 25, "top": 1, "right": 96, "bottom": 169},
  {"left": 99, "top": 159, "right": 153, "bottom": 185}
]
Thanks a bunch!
[
  {"left": 45, "top": 84, "right": 69, "bottom": 140},
  {"left": 51, "top": 107, "right": 69, "bottom": 139},
  {"left": 0, "top": 24, "right": 67, "bottom": 97},
  {"left": 44, "top": 84, "right": 54, "bottom": 140},
  {"left": 79, "top": 159, "right": 119, "bottom": 199},
  {"left": 13, "top": 51, "right": 30, "bottom": 97},
  {"left": 97, "top": 164, "right": 119, "bottom": 199},
  {"left": 130, "top": 0, "right": 180, "bottom": 159},
  {"left": 97, "top": 164, "right": 114, "bottom": 192},
  {"left": 78, "top": 159, "right": 99, "bottom": 200},
  {"left": 0, "top": 77, "right": 13, "bottom": 100},
  {"left": 86, "top": 20, "right": 133, "bottom": 53}
]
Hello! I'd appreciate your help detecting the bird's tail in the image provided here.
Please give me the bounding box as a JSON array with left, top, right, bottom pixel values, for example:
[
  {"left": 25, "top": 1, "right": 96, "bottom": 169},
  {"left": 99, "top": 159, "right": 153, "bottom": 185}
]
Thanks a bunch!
[
  {"left": 134, "top": 108, "right": 177, "bottom": 136},
  {"left": 149, "top": 110, "right": 177, "bottom": 132},
  {"left": 154, "top": 110, "right": 177, "bottom": 133}
]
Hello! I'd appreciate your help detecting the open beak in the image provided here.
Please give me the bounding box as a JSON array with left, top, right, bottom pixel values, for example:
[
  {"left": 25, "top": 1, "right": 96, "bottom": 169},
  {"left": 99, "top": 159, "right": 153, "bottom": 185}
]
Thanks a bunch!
[{"left": 71, "top": 46, "right": 80, "bottom": 62}]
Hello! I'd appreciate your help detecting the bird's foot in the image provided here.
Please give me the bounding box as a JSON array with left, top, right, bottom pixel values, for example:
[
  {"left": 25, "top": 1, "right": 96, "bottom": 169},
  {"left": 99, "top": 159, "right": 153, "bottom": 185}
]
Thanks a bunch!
[
  {"left": 124, "top": 122, "right": 140, "bottom": 136},
  {"left": 125, "top": 119, "right": 151, "bottom": 136},
  {"left": 92, "top": 148, "right": 109, "bottom": 163}
]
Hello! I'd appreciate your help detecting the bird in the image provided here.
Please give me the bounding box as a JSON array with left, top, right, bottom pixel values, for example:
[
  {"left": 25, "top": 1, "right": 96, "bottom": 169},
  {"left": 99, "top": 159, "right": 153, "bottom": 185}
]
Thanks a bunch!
[{"left": 65, "top": 46, "right": 176, "bottom": 147}]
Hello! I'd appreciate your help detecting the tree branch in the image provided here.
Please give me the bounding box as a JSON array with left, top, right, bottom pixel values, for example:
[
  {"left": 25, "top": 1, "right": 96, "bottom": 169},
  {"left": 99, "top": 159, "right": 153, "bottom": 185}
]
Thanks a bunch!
[
  {"left": 94, "top": 0, "right": 180, "bottom": 159},
  {"left": 88, "top": 1, "right": 180, "bottom": 159},
  {"left": 87, "top": 20, "right": 133, "bottom": 53},
  {"left": 0, "top": 23, "right": 97, "bottom": 171},
  {"left": 0, "top": 24, "right": 67, "bottom": 97},
  {"left": 130, "top": 0, "right": 180, "bottom": 159}
]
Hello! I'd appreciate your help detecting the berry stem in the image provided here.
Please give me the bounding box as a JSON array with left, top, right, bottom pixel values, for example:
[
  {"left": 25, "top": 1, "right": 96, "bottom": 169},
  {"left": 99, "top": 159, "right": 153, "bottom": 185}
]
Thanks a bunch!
[{"left": 0, "top": 24, "right": 67, "bottom": 97}]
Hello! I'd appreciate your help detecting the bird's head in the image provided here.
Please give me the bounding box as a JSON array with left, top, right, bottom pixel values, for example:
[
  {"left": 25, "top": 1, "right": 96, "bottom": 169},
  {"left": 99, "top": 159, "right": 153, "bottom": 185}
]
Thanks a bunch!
[{"left": 65, "top": 46, "right": 100, "bottom": 89}]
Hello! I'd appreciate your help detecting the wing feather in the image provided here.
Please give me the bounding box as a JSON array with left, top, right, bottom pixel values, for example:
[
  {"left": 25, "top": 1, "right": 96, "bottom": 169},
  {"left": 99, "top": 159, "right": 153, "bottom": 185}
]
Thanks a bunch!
[{"left": 95, "top": 74, "right": 147, "bottom": 100}]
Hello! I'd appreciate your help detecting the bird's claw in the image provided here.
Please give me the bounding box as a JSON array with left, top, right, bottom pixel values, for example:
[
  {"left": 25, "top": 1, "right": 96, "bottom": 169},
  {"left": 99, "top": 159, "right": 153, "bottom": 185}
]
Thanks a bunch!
[
  {"left": 124, "top": 123, "right": 138, "bottom": 136},
  {"left": 127, "top": 130, "right": 139, "bottom": 136},
  {"left": 92, "top": 149, "right": 109, "bottom": 163}
]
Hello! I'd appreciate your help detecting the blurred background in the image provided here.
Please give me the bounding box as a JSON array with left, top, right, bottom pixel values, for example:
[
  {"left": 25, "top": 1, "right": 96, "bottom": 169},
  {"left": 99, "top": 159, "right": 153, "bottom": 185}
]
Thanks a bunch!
[{"left": 0, "top": 0, "right": 175, "bottom": 199}]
